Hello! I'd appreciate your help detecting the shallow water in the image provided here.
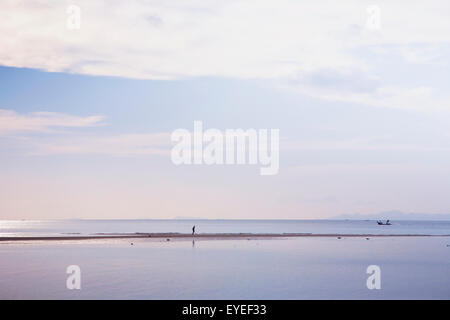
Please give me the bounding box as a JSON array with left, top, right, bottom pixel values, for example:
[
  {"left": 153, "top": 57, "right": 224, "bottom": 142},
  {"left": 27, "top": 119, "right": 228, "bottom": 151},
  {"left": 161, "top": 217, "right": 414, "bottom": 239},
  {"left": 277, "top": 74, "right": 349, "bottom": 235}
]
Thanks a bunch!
[
  {"left": 0, "top": 236, "right": 449, "bottom": 299},
  {"left": 1, "top": 219, "right": 450, "bottom": 237}
]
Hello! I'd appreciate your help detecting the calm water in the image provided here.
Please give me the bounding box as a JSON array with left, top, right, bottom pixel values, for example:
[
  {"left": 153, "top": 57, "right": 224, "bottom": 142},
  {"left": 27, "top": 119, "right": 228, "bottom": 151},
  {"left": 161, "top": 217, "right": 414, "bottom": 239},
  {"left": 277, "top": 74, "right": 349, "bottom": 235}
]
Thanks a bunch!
[
  {"left": 1, "top": 219, "right": 450, "bottom": 237},
  {"left": 0, "top": 236, "right": 449, "bottom": 299},
  {"left": 2, "top": 220, "right": 449, "bottom": 299}
]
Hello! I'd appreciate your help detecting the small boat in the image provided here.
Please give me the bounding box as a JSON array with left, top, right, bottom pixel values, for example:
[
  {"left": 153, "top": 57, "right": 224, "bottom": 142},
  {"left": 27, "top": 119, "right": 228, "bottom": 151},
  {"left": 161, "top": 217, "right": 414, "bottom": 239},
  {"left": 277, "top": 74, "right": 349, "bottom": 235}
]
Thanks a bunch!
[{"left": 377, "top": 220, "right": 391, "bottom": 225}]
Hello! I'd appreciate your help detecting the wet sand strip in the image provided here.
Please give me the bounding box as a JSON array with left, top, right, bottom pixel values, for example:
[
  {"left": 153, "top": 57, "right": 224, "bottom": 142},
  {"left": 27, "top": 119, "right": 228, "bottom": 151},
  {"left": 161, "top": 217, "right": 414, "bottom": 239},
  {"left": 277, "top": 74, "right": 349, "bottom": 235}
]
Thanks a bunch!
[{"left": 0, "top": 232, "right": 449, "bottom": 241}]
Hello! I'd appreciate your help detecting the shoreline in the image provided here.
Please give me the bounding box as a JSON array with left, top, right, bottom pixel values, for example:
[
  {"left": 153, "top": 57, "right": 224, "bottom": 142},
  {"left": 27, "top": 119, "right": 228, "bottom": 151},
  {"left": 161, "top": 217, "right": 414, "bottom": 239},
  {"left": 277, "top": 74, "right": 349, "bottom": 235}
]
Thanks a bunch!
[{"left": 1, "top": 232, "right": 449, "bottom": 242}]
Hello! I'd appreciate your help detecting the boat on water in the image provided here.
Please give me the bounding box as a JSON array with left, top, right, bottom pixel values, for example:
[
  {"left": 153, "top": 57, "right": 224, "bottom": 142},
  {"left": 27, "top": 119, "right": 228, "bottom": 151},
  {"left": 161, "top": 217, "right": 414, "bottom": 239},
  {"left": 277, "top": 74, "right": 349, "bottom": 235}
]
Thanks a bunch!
[{"left": 377, "top": 220, "right": 391, "bottom": 225}]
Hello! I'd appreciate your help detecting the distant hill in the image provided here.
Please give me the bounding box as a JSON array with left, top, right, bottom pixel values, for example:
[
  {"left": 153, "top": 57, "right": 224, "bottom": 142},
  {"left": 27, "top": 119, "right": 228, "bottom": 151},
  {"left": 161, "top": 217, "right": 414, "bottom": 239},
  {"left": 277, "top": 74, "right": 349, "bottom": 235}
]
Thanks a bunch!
[{"left": 333, "top": 210, "right": 450, "bottom": 220}]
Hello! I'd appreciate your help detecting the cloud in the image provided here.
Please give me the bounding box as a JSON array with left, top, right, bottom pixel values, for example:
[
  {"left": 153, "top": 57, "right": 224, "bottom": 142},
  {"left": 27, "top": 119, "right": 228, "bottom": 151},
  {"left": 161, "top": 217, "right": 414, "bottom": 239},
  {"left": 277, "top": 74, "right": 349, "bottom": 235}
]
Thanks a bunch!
[
  {"left": 0, "top": 109, "right": 104, "bottom": 135},
  {"left": 0, "top": 109, "right": 170, "bottom": 156},
  {"left": 1, "top": 0, "right": 450, "bottom": 111},
  {"left": 289, "top": 69, "right": 381, "bottom": 94},
  {"left": 281, "top": 80, "right": 448, "bottom": 112},
  {"left": 1, "top": 0, "right": 449, "bottom": 78},
  {"left": 30, "top": 133, "right": 171, "bottom": 156},
  {"left": 282, "top": 134, "right": 450, "bottom": 153}
]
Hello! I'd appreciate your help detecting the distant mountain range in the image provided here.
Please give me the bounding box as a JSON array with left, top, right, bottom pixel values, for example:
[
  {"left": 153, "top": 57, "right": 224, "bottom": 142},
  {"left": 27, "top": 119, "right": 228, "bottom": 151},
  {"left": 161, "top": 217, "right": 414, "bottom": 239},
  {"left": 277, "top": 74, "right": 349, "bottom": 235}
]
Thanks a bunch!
[{"left": 333, "top": 210, "right": 450, "bottom": 220}]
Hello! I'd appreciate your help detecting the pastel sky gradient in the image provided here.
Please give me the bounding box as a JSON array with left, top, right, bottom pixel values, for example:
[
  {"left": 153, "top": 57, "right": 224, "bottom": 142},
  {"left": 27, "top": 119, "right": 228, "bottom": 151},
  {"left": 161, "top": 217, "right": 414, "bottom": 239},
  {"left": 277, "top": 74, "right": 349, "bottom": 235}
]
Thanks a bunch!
[{"left": 1, "top": 0, "right": 450, "bottom": 219}]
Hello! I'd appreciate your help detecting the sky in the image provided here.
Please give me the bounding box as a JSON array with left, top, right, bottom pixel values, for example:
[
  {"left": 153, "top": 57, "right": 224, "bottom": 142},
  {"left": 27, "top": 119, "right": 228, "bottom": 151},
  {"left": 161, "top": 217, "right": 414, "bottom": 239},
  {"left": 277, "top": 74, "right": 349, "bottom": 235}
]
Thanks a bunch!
[{"left": 1, "top": 0, "right": 450, "bottom": 219}]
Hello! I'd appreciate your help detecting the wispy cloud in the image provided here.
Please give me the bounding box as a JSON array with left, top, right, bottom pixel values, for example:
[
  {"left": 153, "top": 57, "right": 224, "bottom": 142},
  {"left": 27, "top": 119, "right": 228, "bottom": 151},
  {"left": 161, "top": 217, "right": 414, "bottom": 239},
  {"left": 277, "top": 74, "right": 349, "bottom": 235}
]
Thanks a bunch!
[
  {"left": 0, "top": 109, "right": 170, "bottom": 156},
  {"left": 280, "top": 79, "right": 448, "bottom": 112},
  {"left": 30, "top": 133, "right": 171, "bottom": 156},
  {"left": 0, "top": 109, "right": 104, "bottom": 135}
]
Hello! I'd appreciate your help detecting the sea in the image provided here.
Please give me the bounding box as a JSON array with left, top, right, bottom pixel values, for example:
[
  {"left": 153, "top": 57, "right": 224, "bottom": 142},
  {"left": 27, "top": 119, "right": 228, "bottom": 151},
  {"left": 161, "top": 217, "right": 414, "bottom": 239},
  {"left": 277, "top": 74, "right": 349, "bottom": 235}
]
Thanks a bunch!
[{"left": 1, "top": 219, "right": 450, "bottom": 237}]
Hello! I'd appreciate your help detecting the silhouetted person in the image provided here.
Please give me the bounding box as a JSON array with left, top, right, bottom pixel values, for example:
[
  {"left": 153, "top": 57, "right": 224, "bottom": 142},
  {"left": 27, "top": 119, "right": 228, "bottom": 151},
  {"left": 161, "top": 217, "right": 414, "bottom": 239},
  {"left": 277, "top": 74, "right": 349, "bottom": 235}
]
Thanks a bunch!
[{"left": 192, "top": 225, "right": 196, "bottom": 235}]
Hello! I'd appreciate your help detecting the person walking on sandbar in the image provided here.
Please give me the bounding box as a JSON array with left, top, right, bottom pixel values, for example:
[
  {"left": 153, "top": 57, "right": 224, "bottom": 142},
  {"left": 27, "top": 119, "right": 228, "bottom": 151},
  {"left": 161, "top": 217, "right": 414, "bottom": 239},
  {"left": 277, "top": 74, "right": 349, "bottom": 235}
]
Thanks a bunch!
[{"left": 192, "top": 225, "right": 196, "bottom": 236}]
